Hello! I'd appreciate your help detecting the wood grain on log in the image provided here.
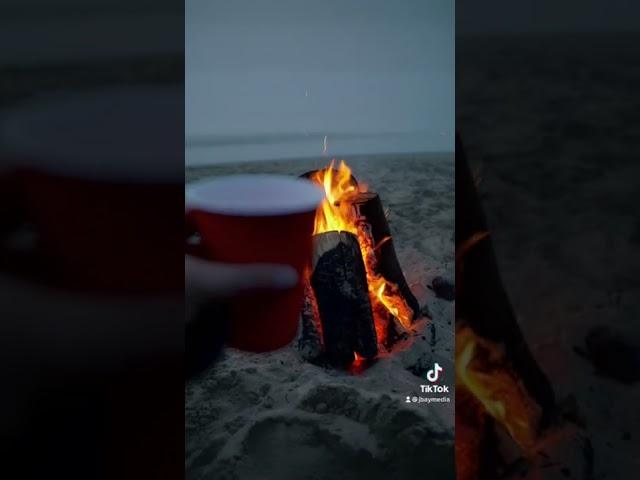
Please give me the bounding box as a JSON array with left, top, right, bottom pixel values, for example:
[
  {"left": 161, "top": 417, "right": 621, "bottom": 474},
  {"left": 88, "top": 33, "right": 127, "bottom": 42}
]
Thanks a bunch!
[
  {"left": 311, "top": 231, "right": 378, "bottom": 364},
  {"left": 297, "top": 280, "right": 323, "bottom": 363}
]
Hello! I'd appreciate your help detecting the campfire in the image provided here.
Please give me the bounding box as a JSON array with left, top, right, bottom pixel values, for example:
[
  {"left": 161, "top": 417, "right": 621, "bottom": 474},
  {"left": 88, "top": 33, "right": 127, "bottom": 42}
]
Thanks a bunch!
[
  {"left": 454, "top": 134, "right": 593, "bottom": 480},
  {"left": 298, "top": 160, "right": 420, "bottom": 366},
  {"left": 454, "top": 261, "right": 594, "bottom": 480},
  {"left": 454, "top": 133, "right": 554, "bottom": 479}
]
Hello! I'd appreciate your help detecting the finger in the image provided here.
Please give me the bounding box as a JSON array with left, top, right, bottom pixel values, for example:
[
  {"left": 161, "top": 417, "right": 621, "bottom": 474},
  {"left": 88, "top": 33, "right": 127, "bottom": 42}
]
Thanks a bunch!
[{"left": 185, "top": 256, "right": 299, "bottom": 299}]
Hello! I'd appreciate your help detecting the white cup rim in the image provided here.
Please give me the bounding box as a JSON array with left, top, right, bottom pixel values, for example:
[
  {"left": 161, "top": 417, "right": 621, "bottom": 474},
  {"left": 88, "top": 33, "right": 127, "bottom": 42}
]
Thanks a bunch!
[{"left": 186, "top": 174, "right": 325, "bottom": 216}]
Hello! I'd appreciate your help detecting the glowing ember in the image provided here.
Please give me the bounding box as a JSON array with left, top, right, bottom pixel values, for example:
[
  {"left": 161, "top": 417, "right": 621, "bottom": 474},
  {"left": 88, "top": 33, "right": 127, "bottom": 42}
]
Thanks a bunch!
[
  {"left": 456, "top": 325, "right": 541, "bottom": 452},
  {"left": 309, "top": 160, "right": 414, "bottom": 342}
]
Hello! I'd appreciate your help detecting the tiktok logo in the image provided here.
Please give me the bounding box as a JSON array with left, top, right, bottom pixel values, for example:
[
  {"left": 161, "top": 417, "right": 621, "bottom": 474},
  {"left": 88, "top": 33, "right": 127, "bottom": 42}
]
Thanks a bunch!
[
  {"left": 426, "top": 363, "right": 443, "bottom": 383},
  {"left": 418, "top": 363, "right": 449, "bottom": 394}
]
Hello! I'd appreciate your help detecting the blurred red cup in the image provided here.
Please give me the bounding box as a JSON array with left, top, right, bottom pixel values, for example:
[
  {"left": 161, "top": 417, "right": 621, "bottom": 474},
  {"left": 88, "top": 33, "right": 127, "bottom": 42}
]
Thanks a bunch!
[
  {"left": 0, "top": 87, "right": 184, "bottom": 293},
  {"left": 186, "top": 175, "right": 324, "bottom": 352}
]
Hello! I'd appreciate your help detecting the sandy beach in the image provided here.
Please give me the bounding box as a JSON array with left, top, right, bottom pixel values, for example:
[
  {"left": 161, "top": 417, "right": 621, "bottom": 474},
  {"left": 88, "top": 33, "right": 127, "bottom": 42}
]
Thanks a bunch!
[{"left": 186, "top": 154, "right": 455, "bottom": 480}]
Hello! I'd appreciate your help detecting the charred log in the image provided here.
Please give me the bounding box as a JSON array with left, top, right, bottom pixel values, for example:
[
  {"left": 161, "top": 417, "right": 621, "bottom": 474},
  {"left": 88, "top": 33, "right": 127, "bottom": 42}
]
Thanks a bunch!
[
  {"left": 310, "top": 231, "right": 378, "bottom": 365},
  {"left": 297, "top": 281, "right": 324, "bottom": 363},
  {"left": 353, "top": 191, "right": 421, "bottom": 320}
]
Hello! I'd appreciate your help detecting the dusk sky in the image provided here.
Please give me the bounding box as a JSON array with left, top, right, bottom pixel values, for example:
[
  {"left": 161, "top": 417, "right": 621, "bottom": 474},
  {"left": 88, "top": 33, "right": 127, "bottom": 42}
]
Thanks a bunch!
[{"left": 186, "top": 0, "right": 454, "bottom": 164}]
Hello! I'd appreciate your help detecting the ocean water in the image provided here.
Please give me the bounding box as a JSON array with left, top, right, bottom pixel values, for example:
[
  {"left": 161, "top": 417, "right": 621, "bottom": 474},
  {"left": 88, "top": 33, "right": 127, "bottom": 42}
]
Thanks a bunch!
[{"left": 186, "top": 131, "right": 453, "bottom": 166}]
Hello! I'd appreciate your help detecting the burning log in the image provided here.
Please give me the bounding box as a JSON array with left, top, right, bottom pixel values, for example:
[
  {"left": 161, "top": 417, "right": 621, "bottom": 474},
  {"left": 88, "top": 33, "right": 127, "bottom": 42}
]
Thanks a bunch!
[
  {"left": 310, "top": 231, "right": 378, "bottom": 365},
  {"left": 456, "top": 133, "right": 556, "bottom": 425},
  {"left": 456, "top": 133, "right": 566, "bottom": 479},
  {"left": 353, "top": 192, "right": 420, "bottom": 320}
]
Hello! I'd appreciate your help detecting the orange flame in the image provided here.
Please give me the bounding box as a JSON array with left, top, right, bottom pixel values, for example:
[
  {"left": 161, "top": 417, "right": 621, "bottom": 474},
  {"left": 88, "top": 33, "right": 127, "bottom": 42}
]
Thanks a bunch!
[
  {"left": 309, "top": 160, "right": 413, "bottom": 339},
  {"left": 310, "top": 160, "right": 359, "bottom": 235},
  {"left": 456, "top": 325, "right": 541, "bottom": 451}
]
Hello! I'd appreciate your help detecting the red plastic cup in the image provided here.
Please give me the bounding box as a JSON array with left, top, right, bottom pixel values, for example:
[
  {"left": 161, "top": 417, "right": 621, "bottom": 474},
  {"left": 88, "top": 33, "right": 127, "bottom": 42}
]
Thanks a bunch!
[
  {"left": 186, "top": 175, "right": 324, "bottom": 352},
  {"left": 0, "top": 87, "right": 183, "bottom": 292}
]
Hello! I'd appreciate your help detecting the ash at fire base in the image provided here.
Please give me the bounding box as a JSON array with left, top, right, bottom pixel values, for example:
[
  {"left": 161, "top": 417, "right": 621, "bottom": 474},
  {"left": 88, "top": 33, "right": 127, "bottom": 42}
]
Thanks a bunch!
[{"left": 186, "top": 155, "right": 455, "bottom": 480}]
